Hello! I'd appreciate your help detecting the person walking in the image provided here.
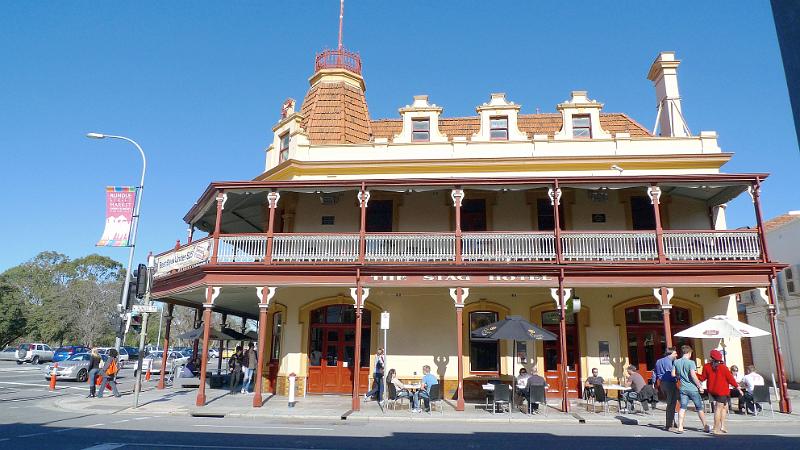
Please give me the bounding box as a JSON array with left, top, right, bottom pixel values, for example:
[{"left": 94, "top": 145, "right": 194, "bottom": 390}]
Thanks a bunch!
[
  {"left": 697, "top": 349, "right": 742, "bottom": 435},
  {"left": 651, "top": 347, "right": 679, "bottom": 431},
  {"left": 228, "top": 346, "right": 243, "bottom": 395},
  {"left": 241, "top": 342, "right": 257, "bottom": 394},
  {"left": 363, "top": 347, "right": 385, "bottom": 403},
  {"left": 672, "top": 345, "right": 710, "bottom": 433},
  {"left": 86, "top": 347, "right": 101, "bottom": 398},
  {"left": 97, "top": 348, "right": 121, "bottom": 398}
]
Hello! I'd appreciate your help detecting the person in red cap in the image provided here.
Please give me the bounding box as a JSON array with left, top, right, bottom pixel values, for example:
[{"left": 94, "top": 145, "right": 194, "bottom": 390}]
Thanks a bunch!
[{"left": 697, "top": 349, "right": 742, "bottom": 435}]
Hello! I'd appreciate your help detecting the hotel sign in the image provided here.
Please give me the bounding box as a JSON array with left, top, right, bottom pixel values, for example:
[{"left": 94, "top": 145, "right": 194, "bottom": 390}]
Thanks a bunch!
[
  {"left": 153, "top": 240, "right": 212, "bottom": 279},
  {"left": 365, "top": 274, "right": 555, "bottom": 287}
]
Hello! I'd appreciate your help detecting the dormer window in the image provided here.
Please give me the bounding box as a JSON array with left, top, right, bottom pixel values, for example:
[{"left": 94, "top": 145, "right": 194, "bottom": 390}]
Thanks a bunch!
[
  {"left": 279, "top": 132, "right": 290, "bottom": 162},
  {"left": 412, "top": 118, "right": 430, "bottom": 142},
  {"left": 572, "top": 115, "right": 591, "bottom": 139},
  {"left": 490, "top": 116, "right": 509, "bottom": 140}
]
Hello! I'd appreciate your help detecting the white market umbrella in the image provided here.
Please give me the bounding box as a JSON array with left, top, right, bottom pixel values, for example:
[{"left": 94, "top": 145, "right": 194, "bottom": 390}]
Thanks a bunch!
[
  {"left": 675, "top": 315, "right": 770, "bottom": 363},
  {"left": 674, "top": 315, "right": 770, "bottom": 339}
]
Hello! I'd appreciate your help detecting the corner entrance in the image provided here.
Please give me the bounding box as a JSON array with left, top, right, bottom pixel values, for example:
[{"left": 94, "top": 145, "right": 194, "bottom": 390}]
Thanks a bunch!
[{"left": 307, "top": 305, "right": 371, "bottom": 394}]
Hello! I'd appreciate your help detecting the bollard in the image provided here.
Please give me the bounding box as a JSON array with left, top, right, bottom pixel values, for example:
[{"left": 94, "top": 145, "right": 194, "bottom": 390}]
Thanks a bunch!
[
  {"left": 49, "top": 363, "right": 58, "bottom": 391},
  {"left": 288, "top": 372, "right": 296, "bottom": 407}
]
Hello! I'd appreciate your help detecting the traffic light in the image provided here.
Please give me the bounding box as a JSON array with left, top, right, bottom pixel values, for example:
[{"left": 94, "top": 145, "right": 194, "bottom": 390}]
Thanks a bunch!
[
  {"left": 127, "top": 311, "right": 143, "bottom": 334},
  {"left": 135, "top": 263, "right": 148, "bottom": 299}
]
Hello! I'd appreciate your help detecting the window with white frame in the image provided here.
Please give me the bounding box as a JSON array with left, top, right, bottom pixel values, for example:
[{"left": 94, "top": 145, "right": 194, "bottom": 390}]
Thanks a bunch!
[
  {"left": 411, "top": 118, "right": 430, "bottom": 142},
  {"left": 572, "top": 115, "right": 591, "bottom": 138},
  {"left": 490, "top": 116, "right": 509, "bottom": 140},
  {"left": 279, "top": 133, "right": 290, "bottom": 163}
]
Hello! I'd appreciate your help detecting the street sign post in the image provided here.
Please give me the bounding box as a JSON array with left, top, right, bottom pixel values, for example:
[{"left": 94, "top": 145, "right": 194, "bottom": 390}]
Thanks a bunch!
[{"left": 133, "top": 304, "right": 159, "bottom": 314}]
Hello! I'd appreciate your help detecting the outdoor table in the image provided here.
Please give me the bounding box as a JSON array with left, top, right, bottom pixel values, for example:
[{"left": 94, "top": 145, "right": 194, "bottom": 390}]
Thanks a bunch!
[{"left": 603, "top": 384, "right": 628, "bottom": 391}]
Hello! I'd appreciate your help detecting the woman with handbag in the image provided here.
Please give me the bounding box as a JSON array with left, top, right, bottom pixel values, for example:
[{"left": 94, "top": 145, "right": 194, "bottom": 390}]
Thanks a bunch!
[{"left": 97, "top": 348, "right": 121, "bottom": 398}]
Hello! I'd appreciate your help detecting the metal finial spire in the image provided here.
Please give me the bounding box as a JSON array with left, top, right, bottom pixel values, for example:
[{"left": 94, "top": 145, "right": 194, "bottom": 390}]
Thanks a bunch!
[{"left": 338, "top": 0, "right": 344, "bottom": 50}]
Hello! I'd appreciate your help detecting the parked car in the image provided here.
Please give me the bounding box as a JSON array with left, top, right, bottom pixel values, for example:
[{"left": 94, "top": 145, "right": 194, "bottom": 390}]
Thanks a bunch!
[
  {"left": 97, "top": 347, "right": 130, "bottom": 368},
  {"left": 207, "top": 348, "right": 219, "bottom": 359},
  {"left": 123, "top": 346, "right": 140, "bottom": 360},
  {"left": 44, "top": 353, "right": 108, "bottom": 382},
  {"left": 16, "top": 343, "right": 54, "bottom": 365},
  {"left": 0, "top": 346, "right": 18, "bottom": 361},
  {"left": 53, "top": 346, "right": 90, "bottom": 362},
  {"left": 133, "top": 351, "right": 189, "bottom": 377}
]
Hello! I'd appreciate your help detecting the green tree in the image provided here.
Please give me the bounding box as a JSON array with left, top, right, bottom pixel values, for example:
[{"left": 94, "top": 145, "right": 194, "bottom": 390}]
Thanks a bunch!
[{"left": 0, "top": 277, "right": 27, "bottom": 348}]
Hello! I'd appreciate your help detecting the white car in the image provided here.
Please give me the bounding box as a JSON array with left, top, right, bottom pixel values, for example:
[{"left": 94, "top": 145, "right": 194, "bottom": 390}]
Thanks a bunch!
[
  {"left": 97, "top": 347, "right": 130, "bottom": 368},
  {"left": 133, "top": 351, "right": 189, "bottom": 377},
  {"left": 16, "top": 343, "right": 54, "bottom": 365}
]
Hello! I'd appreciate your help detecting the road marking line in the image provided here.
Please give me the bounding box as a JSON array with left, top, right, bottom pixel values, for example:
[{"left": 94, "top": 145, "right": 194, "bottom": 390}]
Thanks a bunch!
[
  {"left": 112, "top": 419, "right": 130, "bottom": 424},
  {"left": 86, "top": 423, "right": 105, "bottom": 428},
  {"left": 192, "top": 424, "right": 335, "bottom": 431},
  {"left": 80, "top": 444, "right": 125, "bottom": 450}
]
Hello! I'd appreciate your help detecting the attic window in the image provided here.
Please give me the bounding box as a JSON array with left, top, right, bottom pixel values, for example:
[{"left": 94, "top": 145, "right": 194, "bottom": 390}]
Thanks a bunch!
[
  {"left": 279, "top": 132, "right": 290, "bottom": 162},
  {"left": 572, "top": 115, "right": 591, "bottom": 139},
  {"left": 490, "top": 116, "right": 508, "bottom": 140},
  {"left": 412, "top": 118, "right": 430, "bottom": 142}
]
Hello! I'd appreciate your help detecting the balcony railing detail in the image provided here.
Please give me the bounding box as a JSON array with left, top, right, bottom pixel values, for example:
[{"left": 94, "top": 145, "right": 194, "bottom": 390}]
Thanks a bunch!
[
  {"left": 561, "top": 232, "right": 658, "bottom": 261},
  {"left": 462, "top": 232, "right": 556, "bottom": 262},
  {"left": 154, "top": 229, "right": 766, "bottom": 273},
  {"left": 664, "top": 231, "right": 761, "bottom": 261},
  {"left": 217, "top": 235, "right": 267, "bottom": 263},
  {"left": 272, "top": 234, "right": 360, "bottom": 263},
  {"left": 365, "top": 233, "right": 455, "bottom": 262}
]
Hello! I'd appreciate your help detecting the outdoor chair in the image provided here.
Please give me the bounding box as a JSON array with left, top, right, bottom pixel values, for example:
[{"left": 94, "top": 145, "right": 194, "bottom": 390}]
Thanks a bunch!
[
  {"left": 385, "top": 382, "right": 405, "bottom": 411},
  {"left": 748, "top": 385, "right": 774, "bottom": 418},
  {"left": 428, "top": 384, "right": 444, "bottom": 415},
  {"left": 526, "top": 384, "right": 548, "bottom": 416},
  {"left": 492, "top": 384, "right": 511, "bottom": 415},
  {"left": 588, "top": 384, "right": 612, "bottom": 415}
]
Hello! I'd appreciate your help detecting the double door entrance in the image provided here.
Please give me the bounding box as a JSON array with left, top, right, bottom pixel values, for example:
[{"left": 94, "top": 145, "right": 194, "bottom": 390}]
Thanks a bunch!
[
  {"left": 307, "top": 305, "right": 371, "bottom": 394},
  {"left": 542, "top": 311, "right": 580, "bottom": 398}
]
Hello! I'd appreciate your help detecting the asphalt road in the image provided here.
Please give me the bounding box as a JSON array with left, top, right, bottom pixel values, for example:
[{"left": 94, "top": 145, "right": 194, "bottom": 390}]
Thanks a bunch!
[{"left": 1, "top": 360, "right": 799, "bottom": 450}]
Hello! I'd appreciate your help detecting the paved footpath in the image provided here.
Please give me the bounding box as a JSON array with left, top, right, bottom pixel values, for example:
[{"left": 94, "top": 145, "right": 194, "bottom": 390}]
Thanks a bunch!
[{"left": 2, "top": 361, "right": 800, "bottom": 449}]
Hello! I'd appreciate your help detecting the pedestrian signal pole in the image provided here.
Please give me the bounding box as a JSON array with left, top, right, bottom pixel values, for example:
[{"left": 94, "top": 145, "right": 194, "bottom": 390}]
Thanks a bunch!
[{"left": 133, "top": 256, "right": 154, "bottom": 408}]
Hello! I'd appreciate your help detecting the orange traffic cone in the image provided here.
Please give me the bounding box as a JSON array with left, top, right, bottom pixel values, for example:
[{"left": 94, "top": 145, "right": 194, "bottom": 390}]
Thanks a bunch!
[
  {"left": 145, "top": 361, "right": 152, "bottom": 381},
  {"left": 49, "top": 363, "right": 58, "bottom": 391}
]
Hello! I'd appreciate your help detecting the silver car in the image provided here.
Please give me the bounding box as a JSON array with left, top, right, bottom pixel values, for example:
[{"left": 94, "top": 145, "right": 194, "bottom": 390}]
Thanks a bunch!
[
  {"left": 0, "top": 347, "right": 17, "bottom": 361},
  {"left": 43, "top": 353, "right": 107, "bottom": 382}
]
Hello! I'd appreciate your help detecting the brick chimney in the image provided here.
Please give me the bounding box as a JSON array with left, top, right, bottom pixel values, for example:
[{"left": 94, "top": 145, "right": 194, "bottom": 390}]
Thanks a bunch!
[{"left": 647, "top": 51, "right": 690, "bottom": 137}]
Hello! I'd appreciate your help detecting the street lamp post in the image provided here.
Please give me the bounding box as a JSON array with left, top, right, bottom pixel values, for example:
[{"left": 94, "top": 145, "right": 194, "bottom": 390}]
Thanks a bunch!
[{"left": 86, "top": 132, "right": 146, "bottom": 351}]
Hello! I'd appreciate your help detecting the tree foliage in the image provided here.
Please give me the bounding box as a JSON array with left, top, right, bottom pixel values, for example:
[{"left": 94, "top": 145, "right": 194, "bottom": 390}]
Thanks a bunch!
[{"left": 1, "top": 252, "right": 123, "bottom": 347}]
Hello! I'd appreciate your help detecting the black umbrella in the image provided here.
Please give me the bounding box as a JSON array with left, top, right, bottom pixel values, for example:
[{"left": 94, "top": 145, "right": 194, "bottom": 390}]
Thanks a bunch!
[
  {"left": 471, "top": 315, "right": 558, "bottom": 342},
  {"left": 471, "top": 315, "right": 558, "bottom": 410},
  {"left": 175, "top": 327, "right": 236, "bottom": 341},
  {"left": 222, "top": 327, "right": 255, "bottom": 342}
]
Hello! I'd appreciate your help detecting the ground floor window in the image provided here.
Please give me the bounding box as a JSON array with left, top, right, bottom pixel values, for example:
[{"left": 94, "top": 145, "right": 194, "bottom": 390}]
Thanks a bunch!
[{"left": 469, "top": 311, "right": 499, "bottom": 372}]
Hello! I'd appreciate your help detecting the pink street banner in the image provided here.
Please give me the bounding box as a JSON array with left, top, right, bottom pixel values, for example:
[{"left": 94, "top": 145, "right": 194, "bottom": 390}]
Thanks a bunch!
[{"left": 96, "top": 186, "right": 137, "bottom": 247}]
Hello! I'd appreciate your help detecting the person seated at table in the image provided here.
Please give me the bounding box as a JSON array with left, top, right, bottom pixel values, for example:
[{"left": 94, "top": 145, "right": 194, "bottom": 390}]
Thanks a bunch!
[
  {"left": 584, "top": 368, "right": 604, "bottom": 400},
  {"left": 413, "top": 365, "right": 438, "bottom": 413},
  {"left": 515, "top": 368, "right": 531, "bottom": 403},
  {"left": 729, "top": 365, "right": 743, "bottom": 411},
  {"left": 521, "top": 366, "right": 547, "bottom": 412},
  {"left": 739, "top": 365, "right": 765, "bottom": 414},
  {"left": 619, "top": 365, "right": 646, "bottom": 413},
  {"left": 386, "top": 369, "right": 418, "bottom": 410}
]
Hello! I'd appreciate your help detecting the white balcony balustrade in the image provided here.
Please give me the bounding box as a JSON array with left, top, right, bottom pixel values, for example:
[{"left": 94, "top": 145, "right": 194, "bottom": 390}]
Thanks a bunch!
[
  {"left": 271, "top": 233, "right": 360, "bottom": 263},
  {"left": 560, "top": 232, "right": 658, "bottom": 261},
  {"left": 365, "top": 233, "right": 455, "bottom": 262},
  {"left": 462, "top": 232, "right": 556, "bottom": 262},
  {"left": 664, "top": 231, "right": 761, "bottom": 261},
  {"left": 217, "top": 235, "right": 267, "bottom": 263}
]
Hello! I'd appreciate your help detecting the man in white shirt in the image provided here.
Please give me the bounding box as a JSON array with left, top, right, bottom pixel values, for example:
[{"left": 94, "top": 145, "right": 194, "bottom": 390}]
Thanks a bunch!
[
  {"left": 741, "top": 365, "right": 765, "bottom": 394},
  {"left": 740, "top": 365, "right": 765, "bottom": 414}
]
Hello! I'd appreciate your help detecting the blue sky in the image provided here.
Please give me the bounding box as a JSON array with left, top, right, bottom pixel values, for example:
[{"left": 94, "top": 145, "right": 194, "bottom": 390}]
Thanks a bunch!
[{"left": 1, "top": 1, "right": 797, "bottom": 271}]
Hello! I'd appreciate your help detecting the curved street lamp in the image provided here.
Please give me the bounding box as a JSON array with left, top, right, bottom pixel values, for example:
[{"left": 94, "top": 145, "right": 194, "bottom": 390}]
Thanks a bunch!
[{"left": 86, "top": 132, "right": 147, "bottom": 351}]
